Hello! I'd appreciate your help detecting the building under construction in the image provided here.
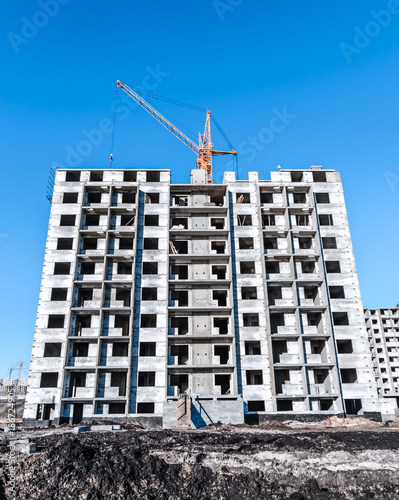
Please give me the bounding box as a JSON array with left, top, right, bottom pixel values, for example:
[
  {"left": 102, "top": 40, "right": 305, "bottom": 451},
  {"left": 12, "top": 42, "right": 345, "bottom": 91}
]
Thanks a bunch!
[{"left": 23, "top": 164, "right": 395, "bottom": 427}]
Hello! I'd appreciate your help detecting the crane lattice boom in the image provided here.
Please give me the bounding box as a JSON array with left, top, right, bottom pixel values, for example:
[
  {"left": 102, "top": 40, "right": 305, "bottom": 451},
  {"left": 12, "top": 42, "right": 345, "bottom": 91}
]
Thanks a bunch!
[{"left": 116, "top": 80, "right": 236, "bottom": 183}]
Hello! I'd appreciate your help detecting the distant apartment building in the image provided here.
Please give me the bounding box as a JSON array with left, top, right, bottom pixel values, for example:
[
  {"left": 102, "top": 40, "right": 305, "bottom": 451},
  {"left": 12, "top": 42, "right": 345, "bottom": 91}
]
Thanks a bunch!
[
  {"left": 364, "top": 306, "right": 399, "bottom": 414},
  {"left": 23, "top": 166, "right": 386, "bottom": 427}
]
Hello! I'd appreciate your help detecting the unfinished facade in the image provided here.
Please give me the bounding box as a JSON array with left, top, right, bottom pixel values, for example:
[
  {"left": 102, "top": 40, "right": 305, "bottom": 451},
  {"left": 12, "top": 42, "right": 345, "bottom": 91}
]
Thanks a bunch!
[
  {"left": 365, "top": 306, "right": 399, "bottom": 415},
  {"left": 23, "top": 166, "right": 384, "bottom": 427}
]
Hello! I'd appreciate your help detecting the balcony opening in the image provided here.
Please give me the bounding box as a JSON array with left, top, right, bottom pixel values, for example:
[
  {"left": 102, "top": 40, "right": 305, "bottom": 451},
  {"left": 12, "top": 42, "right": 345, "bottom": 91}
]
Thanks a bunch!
[
  {"left": 112, "top": 342, "right": 129, "bottom": 356},
  {"left": 211, "top": 241, "right": 226, "bottom": 254},
  {"left": 211, "top": 218, "right": 225, "bottom": 229},
  {"left": 212, "top": 265, "right": 227, "bottom": 280},
  {"left": 298, "top": 237, "right": 312, "bottom": 249},
  {"left": 274, "top": 369, "right": 290, "bottom": 394},
  {"left": 268, "top": 286, "right": 282, "bottom": 306},
  {"left": 84, "top": 214, "right": 100, "bottom": 226},
  {"left": 124, "top": 171, "right": 137, "bottom": 182},
  {"left": 111, "top": 372, "right": 127, "bottom": 396},
  {"left": 121, "top": 192, "right": 136, "bottom": 204},
  {"left": 51, "top": 288, "right": 67, "bottom": 301},
  {"left": 243, "top": 313, "right": 259, "bottom": 327},
  {"left": 90, "top": 171, "right": 103, "bottom": 181},
  {"left": 237, "top": 214, "right": 252, "bottom": 226},
  {"left": 171, "top": 316, "right": 189, "bottom": 335},
  {"left": 320, "top": 399, "right": 334, "bottom": 411},
  {"left": 40, "top": 373, "right": 58, "bottom": 388},
  {"left": 170, "top": 374, "right": 188, "bottom": 394},
  {"left": 117, "top": 262, "right": 133, "bottom": 274},
  {"left": 60, "top": 215, "right": 76, "bottom": 226},
  {"left": 260, "top": 192, "right": 273, "bottom": 204},
  {"left": 270, "top": 314, "right": 285, "bottom": 334},
  {"left": 304, "top": 286, "right": 319, "bottom": 302},
  {"left": 295, "top": 215, "right": 309, "bottom": 226},
  {"left": 172, "top": 194, "right": 188, "bottom": 206},
  {"left": 322, "top": 237, "right": 337, "bottom": 249},
  {"left": 140, "top": 342, "right": 156, "bottom": 356},
  {"left": 214, "top": 317, "right": 229, "bottom": 335},
  {"left": 291, "top": 171, "right": 303, "bottom": 182},
  {"left": 329, "top": 286, "right": 345, "bottom": 299},
  {"left": 119, "top": 238, "right": 134, "bottom": 250},
  {"left": 171, "top": 290, "right": 188, "bottom": 307},
  {"left": 215, "top": 374, "right": 231, "bottom": 394},
  {"left": 319, "top": 214, "right": 333, "bottom": 226},
  {"left": 57, "top": 238, "right": 73, "bottom": 250},
  {"left": 171, "top": 264, "right": 188, "bottom": 280},
  {"left": 240, "top": 261, "right": 255, "bottom": 274},
  {"left": 145, "top": 215, "right": 159, "bottom": 226},
  {"left": 141, "top": 314, "right": 157, "bottom": 328},
  {"left": 341, "top": 369, "right": 357, "bottom": 384},
  {"left": 144, "top": 238, "right": 158, "bottom": 250},
  {"left": 48, "top": 315, "right": 65, "bottom": 328},
  {"left": 277, "top": 400, "right": 293, "bottom": 411},
  {"left": 246, "top": 370, "right": 263, "bottom": 385},
  {"left": 241, "top": 287, "right": 257, "bottom": 300},
  {"left": 313, "top": 171, "right": 326, "bottom": 182},
  {"left": 142, "top": 288, "right": 157, "bottom": 301},
  {"left": 137, "top": 402, "right": 155, "bottom": 413},
  {"left": 266, "top": 261, "right": 279, "bottom": 274},
  {"left": 170, "top": 345, "right": 189, "bottom": 365},
  {"left": 264, "top": 237, "right": 278, "bottom": 250},
  {"left": 44, "top": 343, "right": 62, "bottom": 357},
  {"left": 333, "top": 312, "right": 349, "bottom": 326},
  {"left": 248, "top": 400, "right": 265, "bottom": 412},
  {"left": 337, "top": 340, "right": 353, "bottom": 354},
  {"left": 121, "top": 214, "right": 135, "bottom": 226},
  {"left": 82, "top": 238, "right": 97, "bottom": 250},
  {"left": 239, "top": 237, "right": 254, "bottom": 250},
  {"left": 67, "top": 373, "right": 86, "bottom": 396},
  {"left": 245, "top": 341, "right": 261, "bottom": 355},
  {"left": 115, "top": 288, "right": 131, "bottom": 306},
  {"left": 214, "top": 345, "right": 229, "bottom": 364},
  {"left": 115, "top": 315, "right": 129, "bottom": 336},
  {"left": 145, "top": 192, "right": 160, "bottom": 205},
  {"left": 142, "top": 262, "right": 158, "bottom": 275},
  {"left": 272, "top": 340, "right": 287, "bottom": 363},
  {"left": 109, "top": 403, "right": 126, "bottom": 414},
  {"left": 293, "top": 192, "right": 306, "bottom": 204},
  {"left": 210, "top": 193, "right": 225, "bottom": 206},
  {"left": 171, "top": 217, "right": 188, "bottom": 229},
  {"left": 72, "top": 343, "right": 89, "bottom": 357},
  {"left": 236, "top": 193, "right": 250, "bottom": 203},
  {"left": 301, "top": 261, "right": 316, "bottom": 274},
  {"left": 80, "top": 262, "right": 95, "bottom": 275},
  {"left": 169, "top": 240, "right": 187, "bottom": 254},
  {"left": 262, "top": 214, "right": 275, "bottom": 226},
  {"left": 315, "top": 193, "right": 330, "bottom": 203},
  {"left": 213, "top": 290, "right": 227, "bottom": 307},
  {"left": 86, "top": 191, "right": 102, "bottom": 204},
  {"left": 63, "top": 192, "right": 78, "bottom": 203}
]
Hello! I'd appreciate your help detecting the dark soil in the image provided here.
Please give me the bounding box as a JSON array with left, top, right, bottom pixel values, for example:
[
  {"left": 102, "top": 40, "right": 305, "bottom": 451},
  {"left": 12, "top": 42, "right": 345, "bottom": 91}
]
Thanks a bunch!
[{"left": 1, "top": 428, "right": 399, "bottom": 499}]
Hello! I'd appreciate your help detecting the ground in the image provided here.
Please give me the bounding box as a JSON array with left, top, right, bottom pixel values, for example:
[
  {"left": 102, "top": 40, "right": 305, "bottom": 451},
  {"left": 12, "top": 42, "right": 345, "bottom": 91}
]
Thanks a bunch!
[{"left": 1, "top": 420, "right": 399, "bottom": 499}]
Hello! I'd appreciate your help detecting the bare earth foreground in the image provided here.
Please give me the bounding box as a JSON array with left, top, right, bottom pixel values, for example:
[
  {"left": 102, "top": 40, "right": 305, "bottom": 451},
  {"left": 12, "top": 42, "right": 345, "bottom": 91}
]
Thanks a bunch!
[{"left": 1, "top": 420, "right": 399, "bottom": 499}]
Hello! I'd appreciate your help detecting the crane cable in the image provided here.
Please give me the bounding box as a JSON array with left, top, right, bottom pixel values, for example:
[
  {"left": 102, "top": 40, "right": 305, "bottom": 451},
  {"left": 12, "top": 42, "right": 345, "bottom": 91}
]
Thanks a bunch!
[{"left": 109, "top": 88, "right": 118, "bottom": 167}]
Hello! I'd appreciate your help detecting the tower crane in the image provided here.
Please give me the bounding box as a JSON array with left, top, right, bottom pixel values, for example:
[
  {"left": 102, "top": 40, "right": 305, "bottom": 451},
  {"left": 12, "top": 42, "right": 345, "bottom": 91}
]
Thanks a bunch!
[{"left": 116, "top": 81, "right": 236, "bottom": 184}]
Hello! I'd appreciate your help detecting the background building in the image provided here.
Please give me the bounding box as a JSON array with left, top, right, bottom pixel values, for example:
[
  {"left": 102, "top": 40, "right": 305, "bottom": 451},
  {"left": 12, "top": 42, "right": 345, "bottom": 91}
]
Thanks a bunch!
[
  {"left": 23, "top": 166, "right": 386, "bottom": 427},
  {"left": 365, "top": 306, "right": 399, "bottom": 414}
]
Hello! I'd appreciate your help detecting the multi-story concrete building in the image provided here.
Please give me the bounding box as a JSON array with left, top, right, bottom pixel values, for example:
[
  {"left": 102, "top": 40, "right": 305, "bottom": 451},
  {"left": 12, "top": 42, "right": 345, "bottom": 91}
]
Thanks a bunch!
[
  {"left": 23, "top": 165, "right": 385, "bottom": 427},
  {"left": 365, "top": 306, "right": 399, "bottom": 413}
]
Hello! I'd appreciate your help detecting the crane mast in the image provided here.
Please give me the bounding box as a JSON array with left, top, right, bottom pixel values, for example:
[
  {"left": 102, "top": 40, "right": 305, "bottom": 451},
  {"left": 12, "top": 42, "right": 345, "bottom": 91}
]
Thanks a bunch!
[{"left": 116, "top": 80, "right": 236, "bottom": 183}]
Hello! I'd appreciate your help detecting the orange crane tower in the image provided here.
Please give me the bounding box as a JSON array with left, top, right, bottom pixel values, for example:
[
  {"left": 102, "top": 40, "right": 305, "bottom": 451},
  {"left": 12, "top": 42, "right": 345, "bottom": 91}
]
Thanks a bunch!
[{"left": 116, "top": 80, "right": 236, "bottom": 183}]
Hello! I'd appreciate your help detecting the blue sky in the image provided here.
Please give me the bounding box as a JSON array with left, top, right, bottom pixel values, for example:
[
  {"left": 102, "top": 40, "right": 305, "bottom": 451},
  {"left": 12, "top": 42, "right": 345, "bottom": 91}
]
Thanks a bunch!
[{"left": 1, "top": 1, "right": 398, "bottom": 378}]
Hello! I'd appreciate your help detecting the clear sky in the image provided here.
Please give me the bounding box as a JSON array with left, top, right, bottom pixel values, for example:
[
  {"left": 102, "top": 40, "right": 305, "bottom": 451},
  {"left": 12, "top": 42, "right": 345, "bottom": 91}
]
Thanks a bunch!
[{"left": 1, "top": 1, "right": 398, "bottom": 378}]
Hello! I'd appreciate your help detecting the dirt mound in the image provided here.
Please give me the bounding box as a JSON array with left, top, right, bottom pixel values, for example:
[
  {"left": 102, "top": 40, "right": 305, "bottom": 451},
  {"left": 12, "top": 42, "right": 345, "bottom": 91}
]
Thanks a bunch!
[{"left": 1, "top": 429, "right": 399, "bottom": 499}]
